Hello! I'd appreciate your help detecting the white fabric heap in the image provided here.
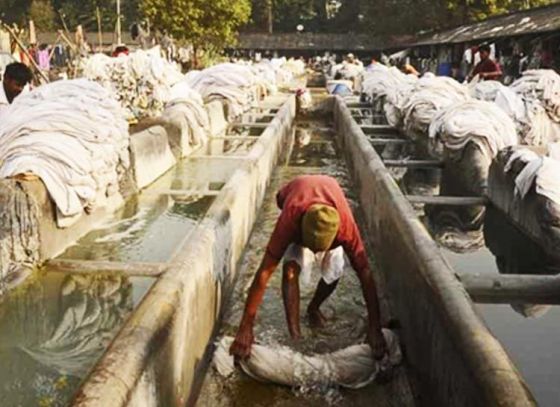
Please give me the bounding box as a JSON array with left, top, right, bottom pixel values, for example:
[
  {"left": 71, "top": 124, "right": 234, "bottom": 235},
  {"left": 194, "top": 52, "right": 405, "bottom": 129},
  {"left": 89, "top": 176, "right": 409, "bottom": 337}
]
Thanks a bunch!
[
  {"left": 469, "top": 80, "right": 506, "bottom": 102},
  {"left": 213, "top": 329, "right": 401, "bottom": 389},
  {"left": 0, "top": 79, "right": 130, "bottom": 226},
  {"left": 506, "top": 70, "right": 560, "bottom": 146},
  {"left": 504, "top": 145, "right": 560, "bottom": 206},
  {"left": 82, "top": 47, "right": 184, "bottom": 120},
  {"left": 362, "top": 65, "right": 417, "bottom": 128},
  {"left": 402, "top": 76, "right": 471, "bottom": 139},
  {"left": 429, "top": 100, "right": 518, "bottom": 160},
  {"left": 186, "top": 63, "right": 257, "bottom": 119},
  {"left": 164, "top": 81, "right": 210, "bottom": 150},
  {"left": 283, "top": 58, "right": 306, "bottom": 76}
]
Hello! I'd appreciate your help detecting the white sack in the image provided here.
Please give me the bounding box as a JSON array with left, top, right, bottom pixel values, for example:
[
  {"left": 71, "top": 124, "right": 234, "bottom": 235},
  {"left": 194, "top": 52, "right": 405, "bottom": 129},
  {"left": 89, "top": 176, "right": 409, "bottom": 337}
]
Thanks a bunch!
[{"left": 213, "top": 329, "right": 401, "bottom": 389}]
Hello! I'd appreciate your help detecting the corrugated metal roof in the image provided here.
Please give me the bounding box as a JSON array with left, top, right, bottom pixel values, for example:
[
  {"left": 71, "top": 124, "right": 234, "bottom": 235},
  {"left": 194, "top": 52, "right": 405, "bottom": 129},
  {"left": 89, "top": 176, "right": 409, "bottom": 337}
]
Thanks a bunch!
[
  {"left": 414, "top": 3, "right": 560, "bottom": 46},
  {"left": 234, "top": 33, "right": 411, "bottom": 51}
]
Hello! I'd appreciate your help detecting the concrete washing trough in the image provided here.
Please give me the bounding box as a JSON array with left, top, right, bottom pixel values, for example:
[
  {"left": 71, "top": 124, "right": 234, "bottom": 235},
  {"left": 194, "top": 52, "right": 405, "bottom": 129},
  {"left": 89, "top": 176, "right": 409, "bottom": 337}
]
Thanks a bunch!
[{"left": 0, "top": 84, "right": 543, "bottom": 406}]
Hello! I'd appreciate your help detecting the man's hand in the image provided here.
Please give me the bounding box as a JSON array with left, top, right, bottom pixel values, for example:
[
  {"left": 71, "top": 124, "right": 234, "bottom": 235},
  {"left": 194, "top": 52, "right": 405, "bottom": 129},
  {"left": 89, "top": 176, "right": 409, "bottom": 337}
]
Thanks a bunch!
[
  {"left": 229, "top": 325, "right": 254, "bottom": 361},
  {"left": 368, "top": 329, "right": 388, "bottom": 360}
]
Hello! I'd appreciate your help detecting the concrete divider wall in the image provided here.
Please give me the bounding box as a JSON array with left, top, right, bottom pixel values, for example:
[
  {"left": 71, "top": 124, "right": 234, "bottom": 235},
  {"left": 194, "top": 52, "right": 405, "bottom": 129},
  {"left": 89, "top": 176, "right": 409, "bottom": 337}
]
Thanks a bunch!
[
  {"left": 333, "top": 97, "right": 536, "bottom": 407},
  {"left": 72, "top": 95, "right": 296, "bottom": 407},
  {"left": 0, "top": 90, "right": 257, "bottom": 291}
]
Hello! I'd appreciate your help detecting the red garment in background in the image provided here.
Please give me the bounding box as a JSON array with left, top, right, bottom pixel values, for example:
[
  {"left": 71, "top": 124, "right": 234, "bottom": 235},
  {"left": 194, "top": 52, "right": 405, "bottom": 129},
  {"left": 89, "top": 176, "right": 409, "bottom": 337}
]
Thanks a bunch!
[
  {"left": 472, "top": 58, "right": 501, "bottom": 80},
  {"left": 266, "top": 175, "right": 369, "bottom": 272}
]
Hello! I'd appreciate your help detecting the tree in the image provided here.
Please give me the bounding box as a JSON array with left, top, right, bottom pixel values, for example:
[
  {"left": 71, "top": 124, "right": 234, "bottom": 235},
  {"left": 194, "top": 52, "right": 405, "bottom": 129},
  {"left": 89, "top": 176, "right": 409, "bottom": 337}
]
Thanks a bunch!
[
  {"left": 28, "top": 0, "right": 56, "bottom": 31},
  {"left": 139, "top": 0, "right": 251, "bottom": 49}
]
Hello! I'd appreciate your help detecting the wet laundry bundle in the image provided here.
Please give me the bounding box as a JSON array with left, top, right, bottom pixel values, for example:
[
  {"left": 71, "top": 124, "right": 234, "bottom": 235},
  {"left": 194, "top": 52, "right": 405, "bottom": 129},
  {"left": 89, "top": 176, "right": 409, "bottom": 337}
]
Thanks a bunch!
[
  {"left": 81, "top": 47, "right": 185, "bottom": 121},
  {"left": 429, "top": 99, "right": 518, "bottom": 160},
  {"left": 213, "top": 329, "right": 401, "bottom": 389},
  {"left": 163, "top": 81, "right": 210, "bottom": 152},
  {"left": 502, "top": 144, "right": 560, "bottom": 206},
  {"left": 0, "top": 79, "right": 130, "bottom": 227},
  {"left": 361, "top": 65, "right": 417, "bottom": 128},
  {"left": 470, "top": 75, "right": 560, "bottom": 147},
  {"left": 402, "top": 76, "right": 471, "bottom": 140},
  {"left": 185, "top": 63, "right": 258, "bottom": 120}
]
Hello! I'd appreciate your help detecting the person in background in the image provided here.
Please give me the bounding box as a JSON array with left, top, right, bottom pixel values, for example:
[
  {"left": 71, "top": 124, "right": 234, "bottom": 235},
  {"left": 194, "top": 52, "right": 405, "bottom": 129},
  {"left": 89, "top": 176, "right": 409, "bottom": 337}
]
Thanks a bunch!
[
  {"left": 0, "top": 62, "right": 33, "bottom": 115},
  {"left": 112, "top": 45, "right": 130, "bottom": 58},
  {"left": 399, "top": 60, "right": 420, "bottom": 76},
  {"left": 451, "top": 62, "right": 465, "bottom": 83},
  {"left": 229, "top": 175, "right": 388, "bottom": 362},
  {"left": 469, "top": 44, "right": 502, "bottom": 81}
]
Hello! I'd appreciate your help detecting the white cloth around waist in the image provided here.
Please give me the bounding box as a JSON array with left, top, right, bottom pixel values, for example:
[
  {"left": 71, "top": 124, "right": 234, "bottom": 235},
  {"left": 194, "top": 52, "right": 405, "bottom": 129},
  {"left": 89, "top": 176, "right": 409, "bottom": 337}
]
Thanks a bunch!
[{"left": 283, "top": 244, "right": 346, "bottom": 285}]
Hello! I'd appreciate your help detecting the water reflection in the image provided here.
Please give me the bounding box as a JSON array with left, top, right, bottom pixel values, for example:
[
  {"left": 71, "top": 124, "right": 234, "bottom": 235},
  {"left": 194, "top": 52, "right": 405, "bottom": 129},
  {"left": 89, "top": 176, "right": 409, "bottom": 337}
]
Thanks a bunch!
[
  {"left": 60, "top": 194, "right": 214, "bottom": 262},
  {"left": 424, "top": 205, "right": 485, "bottom": 253},
  {"left": 0, "top": 272, "right": 152, "bottom": 406},
  {"left": 484, "top": 206, "right": 560, "bottom": 318}
]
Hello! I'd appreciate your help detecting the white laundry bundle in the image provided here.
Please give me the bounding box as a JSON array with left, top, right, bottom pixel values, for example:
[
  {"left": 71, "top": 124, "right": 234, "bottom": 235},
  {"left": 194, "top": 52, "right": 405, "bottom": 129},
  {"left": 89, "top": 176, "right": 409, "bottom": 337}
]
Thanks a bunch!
[
  {"left": 81, "top": 47, "right": 185, "bottom": 121},
  {"left": 470, "top": 75, "right": 560, "bottom": 147},
  {"left": 362, "top": 65, "right": 417, "bottom": 128},
  {"left": 402, "top": 76, "right": 471, "bottom": 139},
  {"left": 510, "top": 70, "right": 560, "bottom": 122},
  {"left": 429, "top": 100, "right": 518, "bottom": 160},
  {"left": 504, "top": 145, "right": 560, "bottom": 206},
  {"left": 186, "top": 63, "right": 257, "bottom": 119},
  {"left": 164, "top": 81, "right": 210, "bottom": 150},
  {"left": 0, "top": 79, "right": 130, "bottom": 226},
  {"left": 213, "top": 329, "right": 401, "bottom": 389},
  {"left": 469, "top": 80, "right": 506, "bottom": 101},
  {"left": 283, "top": 58, "right": 306, "bottom": 76}
]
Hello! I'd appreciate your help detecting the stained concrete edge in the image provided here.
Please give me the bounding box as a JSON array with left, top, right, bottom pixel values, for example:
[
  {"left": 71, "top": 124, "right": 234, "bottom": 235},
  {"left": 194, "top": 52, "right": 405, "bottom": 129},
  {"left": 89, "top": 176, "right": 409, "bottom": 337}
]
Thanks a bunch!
[
  {"left": 333, "top": 96, "right": 536, "bottom": 407},
  {"left": 71, "top": 95, "right": 296, "bottom": 407}
]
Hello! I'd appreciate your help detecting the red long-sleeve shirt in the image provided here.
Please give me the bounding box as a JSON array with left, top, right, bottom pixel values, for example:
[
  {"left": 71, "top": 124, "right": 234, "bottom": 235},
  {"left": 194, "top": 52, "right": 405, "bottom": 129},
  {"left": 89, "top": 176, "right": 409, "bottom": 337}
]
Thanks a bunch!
[{"left": 266, "top": 175, "right": 369, "bottom": 272}]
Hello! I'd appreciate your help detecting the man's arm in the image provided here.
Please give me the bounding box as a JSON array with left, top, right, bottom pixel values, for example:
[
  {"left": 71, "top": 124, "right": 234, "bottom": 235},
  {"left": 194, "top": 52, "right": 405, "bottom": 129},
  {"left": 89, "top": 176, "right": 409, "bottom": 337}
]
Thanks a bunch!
[
  {"left": 353, "top": 257, "right": 387, "bottom": 360},
  {"left": 229, "top": 252, "right": 280, "bottom": 360}
]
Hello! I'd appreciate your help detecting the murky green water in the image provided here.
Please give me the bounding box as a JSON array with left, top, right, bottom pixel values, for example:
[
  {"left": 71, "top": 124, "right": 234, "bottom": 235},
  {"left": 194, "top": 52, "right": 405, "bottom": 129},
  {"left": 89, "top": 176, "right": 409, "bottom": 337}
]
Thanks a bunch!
[
  {"left": 197, "top": 110, "right": 416, "bottom": 406},
  {"left": 0, "top": 270, "right": 153, "bottom": 407},
  {"left": 59, "top": 194, "right": 215, "bottom": 263},
  {"left": 375, "top": 119, "right": 560, "bottom": 406}
]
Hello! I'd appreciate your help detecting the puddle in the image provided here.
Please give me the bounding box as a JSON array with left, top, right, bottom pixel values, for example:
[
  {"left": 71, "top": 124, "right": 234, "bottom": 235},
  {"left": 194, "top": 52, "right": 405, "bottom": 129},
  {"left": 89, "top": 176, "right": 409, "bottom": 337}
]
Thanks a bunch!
[{"left": 0, "top": 270, "right": 153, "bottom": 407}]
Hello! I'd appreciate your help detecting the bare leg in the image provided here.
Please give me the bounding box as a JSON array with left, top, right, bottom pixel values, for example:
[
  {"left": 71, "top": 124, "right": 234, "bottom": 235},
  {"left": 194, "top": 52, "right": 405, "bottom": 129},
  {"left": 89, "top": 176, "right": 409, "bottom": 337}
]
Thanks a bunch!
[
  {"left": 307, "top": 278, "right": 339, "bottom": 328},
  {"left": 282, "top": 260, "right": 301, "bottom": 340}
]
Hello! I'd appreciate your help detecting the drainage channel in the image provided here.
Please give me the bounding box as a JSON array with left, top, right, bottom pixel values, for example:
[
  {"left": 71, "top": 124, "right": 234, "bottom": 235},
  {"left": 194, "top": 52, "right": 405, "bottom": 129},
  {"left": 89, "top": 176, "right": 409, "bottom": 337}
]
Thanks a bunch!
[
  {"left": 195, "top": 93, "right": 418, "bottom": 406},
  {"left": 353, "top": 101, "right": 558, "bottom": 405},
  {"left": 0, "top": 93, "right": 292, "bottom": 407}
]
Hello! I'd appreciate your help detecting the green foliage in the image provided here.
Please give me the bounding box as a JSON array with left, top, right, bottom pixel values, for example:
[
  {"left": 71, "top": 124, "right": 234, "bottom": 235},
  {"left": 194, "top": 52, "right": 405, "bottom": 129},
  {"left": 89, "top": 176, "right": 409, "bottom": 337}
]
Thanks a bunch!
[
  {"left": 248, "top": 0, "right": 555, "bottom": 35},
  {"left": 139, "top": 0, "right": 251, "bottom": 48},
  {"left": 28, "top": 0, "right": 56, "bottom": 31}
]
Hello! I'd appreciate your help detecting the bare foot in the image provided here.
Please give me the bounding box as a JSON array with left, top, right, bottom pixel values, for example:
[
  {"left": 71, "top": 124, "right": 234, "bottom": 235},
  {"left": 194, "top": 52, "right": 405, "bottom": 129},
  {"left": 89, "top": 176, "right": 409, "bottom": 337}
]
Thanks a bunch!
[{"left": 307, "top": 307, "right": 327, "bottom": 328}]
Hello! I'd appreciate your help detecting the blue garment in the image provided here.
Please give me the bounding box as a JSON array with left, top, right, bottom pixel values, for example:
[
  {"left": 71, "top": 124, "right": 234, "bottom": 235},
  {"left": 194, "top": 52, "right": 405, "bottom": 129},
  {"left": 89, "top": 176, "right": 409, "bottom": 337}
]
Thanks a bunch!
[{"left": 331, "top": 83, "right": 352, "bottom": 96}]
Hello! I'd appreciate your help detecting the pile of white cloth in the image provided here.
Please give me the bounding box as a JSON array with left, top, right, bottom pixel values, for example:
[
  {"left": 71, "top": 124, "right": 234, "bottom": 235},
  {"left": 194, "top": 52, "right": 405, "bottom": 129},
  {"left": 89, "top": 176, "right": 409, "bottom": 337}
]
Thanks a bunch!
[
  {"left": 164, "top": 81, "right": 210, "bottom": 150},
  {"left": 362, "top": 65, "right": 417, "bottom": 128},
  {"left": 510, "top": 70, "right": 560, "bottom": 122},
  {"left": 402, "top": 76, "right": 471, "bottom": 139},
  {"left": 470, "top": 73, "right": 560, "bottom": 147},
  {"left": 185, "top": 63, "right": 258, "bottom": 119},
  {"left": 81, "top": 47, "right": 184, "bottom": 120},
  {"left": 283, "top": 58, "right": 306, "bottom": 76},
  {"left": 469, "top": 80, "right": 506, "bottom": 102},
  {"left": 429, "top": 100, "right": 518, "bottom": 160},
  {"left": 504, "top": 143, "right": 560, "bottom": 206},
  {"left": 0, "top": 79, "right": 130, "bottom": 226},
  {"left": 213, "top": 329, "right": 401, "bottom": 389}
]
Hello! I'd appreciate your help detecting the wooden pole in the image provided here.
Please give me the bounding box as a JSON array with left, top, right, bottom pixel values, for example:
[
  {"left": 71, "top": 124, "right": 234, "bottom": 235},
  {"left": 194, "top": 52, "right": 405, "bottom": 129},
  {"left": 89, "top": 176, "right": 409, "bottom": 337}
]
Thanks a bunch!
[
  {"left": 459, "top": 272, "right": 560, "bottom": 305},
  {"left": 116, "top": 0, "right": 122, "bottom": 45},
  {"left": 96, "top": 7, "right": 103, "bottom": 52},
  {"left": 1, "top": 22, "right": 49, "bottom": 84}
]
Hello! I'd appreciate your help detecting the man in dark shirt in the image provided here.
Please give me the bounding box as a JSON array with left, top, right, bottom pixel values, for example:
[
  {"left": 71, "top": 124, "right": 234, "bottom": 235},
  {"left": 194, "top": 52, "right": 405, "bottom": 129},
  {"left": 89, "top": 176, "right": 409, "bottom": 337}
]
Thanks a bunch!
[
  {"left": 469, "top": 44, "right": 502, "bottom": 81},
  {"left": 229, "top": 175, "right": 387, "bottom": 361}
]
